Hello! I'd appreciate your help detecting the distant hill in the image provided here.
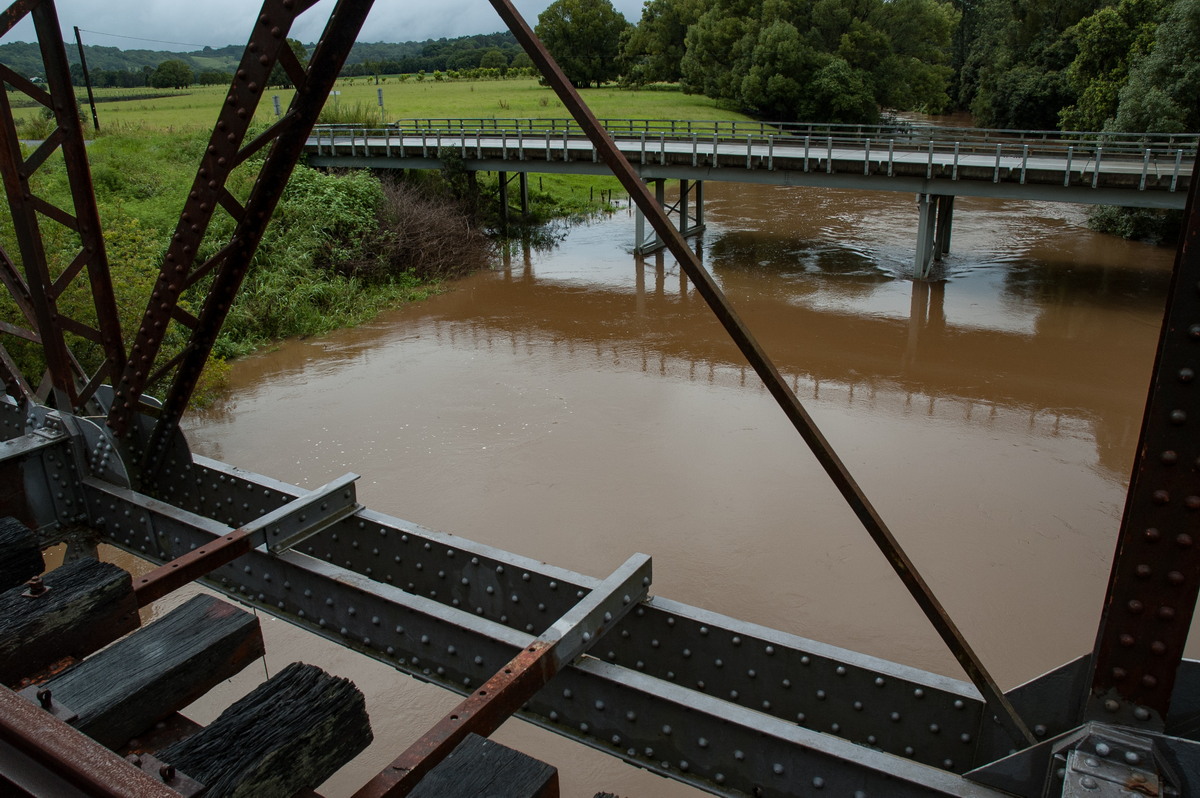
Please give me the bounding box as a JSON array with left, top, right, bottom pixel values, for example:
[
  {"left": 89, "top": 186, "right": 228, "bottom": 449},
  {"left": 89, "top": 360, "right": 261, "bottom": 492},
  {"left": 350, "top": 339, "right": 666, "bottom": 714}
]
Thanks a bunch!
[{"left": 0, "top": 31, "right": 523, "bottom": 82}]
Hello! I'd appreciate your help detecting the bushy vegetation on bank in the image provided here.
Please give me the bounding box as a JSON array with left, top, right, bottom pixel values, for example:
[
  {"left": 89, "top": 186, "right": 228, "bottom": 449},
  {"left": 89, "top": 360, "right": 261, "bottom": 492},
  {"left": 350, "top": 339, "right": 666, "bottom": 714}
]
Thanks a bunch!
[{"left": 0, "top": 127, "right": 583, "bottom": 400}]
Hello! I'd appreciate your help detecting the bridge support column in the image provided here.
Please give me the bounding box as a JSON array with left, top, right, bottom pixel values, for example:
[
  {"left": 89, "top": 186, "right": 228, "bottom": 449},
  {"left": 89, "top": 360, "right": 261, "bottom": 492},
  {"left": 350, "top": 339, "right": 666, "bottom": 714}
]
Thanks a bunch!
[
  {"left": 498, "top": 171, "right": 528, "bottom": 227},
  {"left": 914, "top": 193, "right": 954, "bottom": 279},
  {"left": 634, "top": 179, "right": 706, "bottom": 255},
  {"left": 499, "top": 170, "right": 509, "bottom": 227}
]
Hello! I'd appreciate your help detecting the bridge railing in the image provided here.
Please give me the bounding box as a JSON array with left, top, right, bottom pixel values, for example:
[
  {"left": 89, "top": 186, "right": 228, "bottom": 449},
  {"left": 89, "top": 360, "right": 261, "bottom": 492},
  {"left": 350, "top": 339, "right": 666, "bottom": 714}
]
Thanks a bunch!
[
  {"left": 366, "top": 118, "right": 1200, "bottom": 157},
  {"left": 309, "top": 121, "right": 1196, "bottom": 195}
]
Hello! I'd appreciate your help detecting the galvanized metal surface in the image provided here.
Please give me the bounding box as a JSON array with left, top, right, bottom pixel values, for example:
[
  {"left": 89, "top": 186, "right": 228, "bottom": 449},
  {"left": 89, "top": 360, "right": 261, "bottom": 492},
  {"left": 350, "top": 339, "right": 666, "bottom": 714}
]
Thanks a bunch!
[
  {"left": 354, "top": 554, "right": 650, "bottom": 797},
  {"left": 1086, "top": 152, "right": 1200, "bottom": 729}
]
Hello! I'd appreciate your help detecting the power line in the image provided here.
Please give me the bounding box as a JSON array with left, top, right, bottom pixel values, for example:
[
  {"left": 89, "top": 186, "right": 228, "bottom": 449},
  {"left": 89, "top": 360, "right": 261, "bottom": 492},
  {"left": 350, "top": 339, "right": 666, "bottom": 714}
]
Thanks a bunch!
[{"left": 75, "top": 28, "right": 208, "bottom": 50}]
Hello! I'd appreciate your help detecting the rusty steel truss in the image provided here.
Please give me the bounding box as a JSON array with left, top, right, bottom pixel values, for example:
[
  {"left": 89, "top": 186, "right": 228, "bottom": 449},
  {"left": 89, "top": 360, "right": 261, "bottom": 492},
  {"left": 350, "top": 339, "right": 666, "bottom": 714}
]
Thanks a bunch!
[{"left": 2, "top": 0, "right": 1200, "bottom": 795}]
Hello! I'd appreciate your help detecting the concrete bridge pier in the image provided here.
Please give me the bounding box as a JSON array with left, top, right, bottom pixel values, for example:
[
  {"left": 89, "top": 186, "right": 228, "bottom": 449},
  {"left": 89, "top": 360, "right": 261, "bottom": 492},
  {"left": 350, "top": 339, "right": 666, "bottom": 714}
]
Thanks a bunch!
[
  {"left": 634, "top": 178, "right": 706, "bottom": 254},
  {"left": 498, "top": 171, "right": 530, "bottom": 226},
  {"left": 914, "top": 193, "right": 954, "bottom": 279}
]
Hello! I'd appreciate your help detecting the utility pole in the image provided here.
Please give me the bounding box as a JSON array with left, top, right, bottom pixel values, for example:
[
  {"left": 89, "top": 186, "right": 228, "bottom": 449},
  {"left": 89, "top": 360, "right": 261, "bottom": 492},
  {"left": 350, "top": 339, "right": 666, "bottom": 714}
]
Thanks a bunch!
[{"left": 73, "top": 26, "right": 100, "bottom": 131}]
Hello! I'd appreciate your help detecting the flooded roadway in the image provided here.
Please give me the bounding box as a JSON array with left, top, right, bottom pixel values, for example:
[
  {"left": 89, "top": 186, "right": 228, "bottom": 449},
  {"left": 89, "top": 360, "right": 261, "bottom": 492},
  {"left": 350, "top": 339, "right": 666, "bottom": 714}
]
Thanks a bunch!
[{"left": 172, "top": 182, "right": 1181, "bottom": 796}]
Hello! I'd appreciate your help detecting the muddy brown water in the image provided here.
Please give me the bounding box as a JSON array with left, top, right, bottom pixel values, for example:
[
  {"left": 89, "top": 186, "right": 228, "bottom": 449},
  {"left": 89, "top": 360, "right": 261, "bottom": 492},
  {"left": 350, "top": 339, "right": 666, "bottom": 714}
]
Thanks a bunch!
[{"left": 140, "top": 181, "right": 1188, "bottom": 796}]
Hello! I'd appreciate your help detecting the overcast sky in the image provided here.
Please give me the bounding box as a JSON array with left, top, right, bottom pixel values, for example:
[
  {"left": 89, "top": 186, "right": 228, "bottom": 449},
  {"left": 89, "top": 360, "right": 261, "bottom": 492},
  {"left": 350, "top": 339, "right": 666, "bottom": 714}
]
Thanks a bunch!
[{"left": 2, "top": 0, "right": 647, "bottom": 50}]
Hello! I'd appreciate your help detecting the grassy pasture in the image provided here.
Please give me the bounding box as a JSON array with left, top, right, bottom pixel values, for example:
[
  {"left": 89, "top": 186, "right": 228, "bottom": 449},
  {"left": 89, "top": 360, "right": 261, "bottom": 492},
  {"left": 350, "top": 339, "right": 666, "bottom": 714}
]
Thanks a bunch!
[{"left": 9, "top": 76, "right": 750, "bottom": 130}]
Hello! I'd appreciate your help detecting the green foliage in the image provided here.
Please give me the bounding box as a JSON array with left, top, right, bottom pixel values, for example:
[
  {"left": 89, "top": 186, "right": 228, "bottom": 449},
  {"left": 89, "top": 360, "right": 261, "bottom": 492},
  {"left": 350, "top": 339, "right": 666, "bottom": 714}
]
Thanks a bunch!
[
  {"left": 620, "top": 0, "right": 709, "bottom": 85},
  {"left": 535, "top": 0, "right": 632, "bottom": 87},
  {"left": 1112, "top": 0, "right": 1200, "bottom": 133},
  {"left": 196, "top": 69, "right": 233, "bottom": 87},
  {"left": 1087, "top": 204, "right": 1182, "bottom": 243},
  {"left": 479, "top": 49, "right": 509, "bottom": 74},
  {"left": 681, "top": 0, "right": 958, "bottom": 123},
  {"left": 149, "top": 59, "right": 193, "bottom": 89},
  {"left": 1059, "top": 0, "right": 1167, "bottom": 130},
  {"left": 975, "top": 62, "right": 1073, "bottom": 128}
]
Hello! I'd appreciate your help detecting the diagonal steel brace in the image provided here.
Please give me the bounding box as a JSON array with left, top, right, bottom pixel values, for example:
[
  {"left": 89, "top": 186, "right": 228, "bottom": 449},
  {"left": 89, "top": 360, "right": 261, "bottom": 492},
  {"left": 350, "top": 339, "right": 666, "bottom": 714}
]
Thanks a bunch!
[{"left": 487, "top": 0, "right": 1036, "bottom": 748}]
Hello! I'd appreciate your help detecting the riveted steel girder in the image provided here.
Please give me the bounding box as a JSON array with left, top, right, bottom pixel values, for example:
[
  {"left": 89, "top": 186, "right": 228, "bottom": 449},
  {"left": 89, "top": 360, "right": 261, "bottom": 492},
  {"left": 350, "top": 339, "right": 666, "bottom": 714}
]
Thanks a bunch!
[
  {"left": 0, "top": 0, "right": 125, "bottom": 413},
  {"left": 1086, "top": 151, "right": 1200, "bottom": 728},
  {"left": 106, "top": 0, "right": 375, "bottom": 474}
]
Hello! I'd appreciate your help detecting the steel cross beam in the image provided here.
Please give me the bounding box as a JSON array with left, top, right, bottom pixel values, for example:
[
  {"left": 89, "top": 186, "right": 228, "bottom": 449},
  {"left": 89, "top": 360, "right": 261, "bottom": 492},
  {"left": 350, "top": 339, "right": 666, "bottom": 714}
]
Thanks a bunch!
[
  {"left": 1085, "top": 154, "right": 1200, "bottom": 727},
  {"left": 487, "top": 0, "right": 1036, "bottom": 749},
  {"left": 105, "top": 0, "right": 375, "bottom": 471},
  {"left": 353, "top": 553, "right": 651, "bottom": 798},
  {"left": 0, "top": 0, "right": 125, "bottom": 414}
]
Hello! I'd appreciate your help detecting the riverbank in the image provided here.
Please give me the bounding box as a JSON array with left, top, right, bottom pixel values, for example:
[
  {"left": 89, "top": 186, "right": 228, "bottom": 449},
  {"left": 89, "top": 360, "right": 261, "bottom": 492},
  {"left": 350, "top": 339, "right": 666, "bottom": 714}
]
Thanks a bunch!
[{"left": 0, "top": 127, "right": 639, "bottom": 403}]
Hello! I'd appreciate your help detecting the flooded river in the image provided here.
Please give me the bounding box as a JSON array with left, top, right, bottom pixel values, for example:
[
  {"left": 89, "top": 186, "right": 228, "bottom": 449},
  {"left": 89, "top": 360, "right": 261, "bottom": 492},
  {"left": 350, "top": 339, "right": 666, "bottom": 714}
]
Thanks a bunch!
[{"left": 172, "top": 181, "right": 1180, "bottom": 796}]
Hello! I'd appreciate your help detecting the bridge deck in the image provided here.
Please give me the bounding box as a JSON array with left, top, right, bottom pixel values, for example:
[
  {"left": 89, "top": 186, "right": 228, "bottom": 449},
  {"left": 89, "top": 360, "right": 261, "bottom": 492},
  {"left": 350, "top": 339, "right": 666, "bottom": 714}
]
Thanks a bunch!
[{"left": 306, "top": 123, "right": 1196, "bottom": 209}]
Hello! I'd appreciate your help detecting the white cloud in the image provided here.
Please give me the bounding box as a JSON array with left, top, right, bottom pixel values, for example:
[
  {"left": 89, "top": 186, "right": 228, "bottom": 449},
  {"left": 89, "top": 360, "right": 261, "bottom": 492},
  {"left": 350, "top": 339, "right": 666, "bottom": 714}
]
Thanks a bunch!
[{"left": 2, "top": 0, "right": 644, "bottom": 51}]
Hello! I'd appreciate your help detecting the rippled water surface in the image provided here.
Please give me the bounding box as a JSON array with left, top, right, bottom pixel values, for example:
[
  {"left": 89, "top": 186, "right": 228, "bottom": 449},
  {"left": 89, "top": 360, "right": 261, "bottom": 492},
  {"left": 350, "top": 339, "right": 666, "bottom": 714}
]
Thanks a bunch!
[{"left": 175, "top": 182, "right": 1181, "bottom": 796}]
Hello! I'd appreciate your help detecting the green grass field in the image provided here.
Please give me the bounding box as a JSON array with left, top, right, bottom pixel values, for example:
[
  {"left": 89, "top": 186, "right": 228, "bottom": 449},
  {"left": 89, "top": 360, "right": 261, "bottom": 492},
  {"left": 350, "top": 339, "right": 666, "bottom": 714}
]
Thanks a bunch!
[
  {"left": 3, "top": 75, "right": 752, "bottom": 391},
  {"left": 10, "top": 76, "right": 751, "bottom": 130}
]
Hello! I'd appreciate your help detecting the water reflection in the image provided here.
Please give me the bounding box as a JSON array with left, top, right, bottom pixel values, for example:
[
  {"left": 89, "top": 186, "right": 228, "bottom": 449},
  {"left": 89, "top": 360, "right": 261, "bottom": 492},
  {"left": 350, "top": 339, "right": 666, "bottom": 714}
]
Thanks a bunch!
[{"left": 182, "top": 183, "right": 1175, "bottom": 798}]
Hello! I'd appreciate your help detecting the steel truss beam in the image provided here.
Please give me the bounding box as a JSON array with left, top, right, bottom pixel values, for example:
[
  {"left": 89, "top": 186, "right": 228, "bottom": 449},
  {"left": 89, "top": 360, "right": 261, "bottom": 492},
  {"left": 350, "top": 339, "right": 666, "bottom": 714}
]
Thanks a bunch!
[
  {"left": 0, "top": 0, "right": 125, "bottom": 414},
  {"left": 105, "top": 0, "right": 375, "bottom": 474},
  {"left": 0, "top": 397, "right": 1055, "bottom": 796},
  {"left": 487, "top": 0, "right": 1034, "bottom": 747},
  {"left": 1086, "top": 145, "right": 1200, "bottom": 729}
]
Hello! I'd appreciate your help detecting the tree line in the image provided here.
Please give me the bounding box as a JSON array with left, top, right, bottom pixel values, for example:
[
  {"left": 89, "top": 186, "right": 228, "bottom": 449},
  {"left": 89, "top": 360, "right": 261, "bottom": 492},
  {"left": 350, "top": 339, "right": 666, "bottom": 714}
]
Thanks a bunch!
[
  {"left": 4, "top": 3, "right": 1196, "bottom": 133},
  {"left": 538, "top": 0, "right": 1198, "bottom": 132}
]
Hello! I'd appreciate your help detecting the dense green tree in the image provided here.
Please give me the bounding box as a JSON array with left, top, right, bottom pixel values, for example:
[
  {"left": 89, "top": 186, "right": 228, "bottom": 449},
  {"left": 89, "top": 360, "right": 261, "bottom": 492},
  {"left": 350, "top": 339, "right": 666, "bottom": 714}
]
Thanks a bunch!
[
  {"left": 148, "top": 59, "right": 192, "bottom": 89},
  {"left": 620, "top": 0, "right": 709, "bottom": 85},
  {"left": 960, "top": 0, "right": 1103, "bottom": 127},
  {"left": 1111, "top": 0, "right": 1200, "bottom": 133},
  {"left": 535, "top": 0, "right": 631, "bottom": 87},
  {"left": 479, "top": 48, "right": 509, "bottom": 74},
  {"left": 196, "top": 69, "right": 233, "bottom": 86},
  {"left": 681, "top": 0, "right": 957, "bottom": 123},
  {"left": 1059, "top": 0, "right": 1167, "bottom": 130}
]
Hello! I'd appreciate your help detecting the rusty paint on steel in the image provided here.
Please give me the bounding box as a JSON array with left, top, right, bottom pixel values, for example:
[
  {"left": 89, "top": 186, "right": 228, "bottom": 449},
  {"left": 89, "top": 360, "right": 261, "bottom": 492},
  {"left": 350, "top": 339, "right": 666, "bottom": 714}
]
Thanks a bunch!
[
  {"left": 0, "top": 686, "right": 183, "bottom": 798},
  {"left": 0, "top": 0, "right": 42, "bottom": 38},
  {"left": 107, "top": 0, "right": 314, "bottom": 436},
  {"left": 1087, "top": 154, "right": 1200, "bottom": 725},
  {"left": 108, "top": 0, "right": 375, "bottom": 472},
  {"left": 353, "top": 641, "right": 557, "bottom": 798},
  {"left": 0, "top": 0, "right": 124, "bottom": 413},
  {"left": 133, "top": 528, "right": 254, "bottom": 607},
  {"left": 487, "top": 0, "right": 1036, "bottom": 749}
]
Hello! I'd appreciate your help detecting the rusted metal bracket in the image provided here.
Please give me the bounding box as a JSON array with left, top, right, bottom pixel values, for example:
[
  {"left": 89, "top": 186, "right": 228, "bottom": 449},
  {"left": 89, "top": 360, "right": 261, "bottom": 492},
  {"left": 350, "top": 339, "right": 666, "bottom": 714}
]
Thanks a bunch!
[
  {"left": 352, "top": 552, "right": 652, "bottom": 798},
  {"left": 17, "top": 685, "right": 77, "bottom": 723},
  {"left": 487, "top": 0, "right": 1036, "bottom": 749},
  {"left": 0, "top": 685, "right": 183, "bottom": 798},
  {"left": 125, "top": 752, "right": 206, "bottom": 798}
]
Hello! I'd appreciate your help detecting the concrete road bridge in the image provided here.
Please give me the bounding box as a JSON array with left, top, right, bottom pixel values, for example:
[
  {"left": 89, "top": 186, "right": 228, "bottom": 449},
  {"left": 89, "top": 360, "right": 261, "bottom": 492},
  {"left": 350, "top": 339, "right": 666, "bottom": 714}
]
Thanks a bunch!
[{"left": 306, "top": 118, "right": 1199, "bottom": 276}]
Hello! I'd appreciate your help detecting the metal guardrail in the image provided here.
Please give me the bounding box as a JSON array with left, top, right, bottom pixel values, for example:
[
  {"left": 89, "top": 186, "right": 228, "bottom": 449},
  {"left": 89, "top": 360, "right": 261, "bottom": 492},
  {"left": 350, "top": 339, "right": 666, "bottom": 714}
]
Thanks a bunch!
[
  {"left": 348, "top": 118, "right": 1200, "bottom": 156},
  {"left": 309, "top": 120, "right": 1196, "bottom": 197}
]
